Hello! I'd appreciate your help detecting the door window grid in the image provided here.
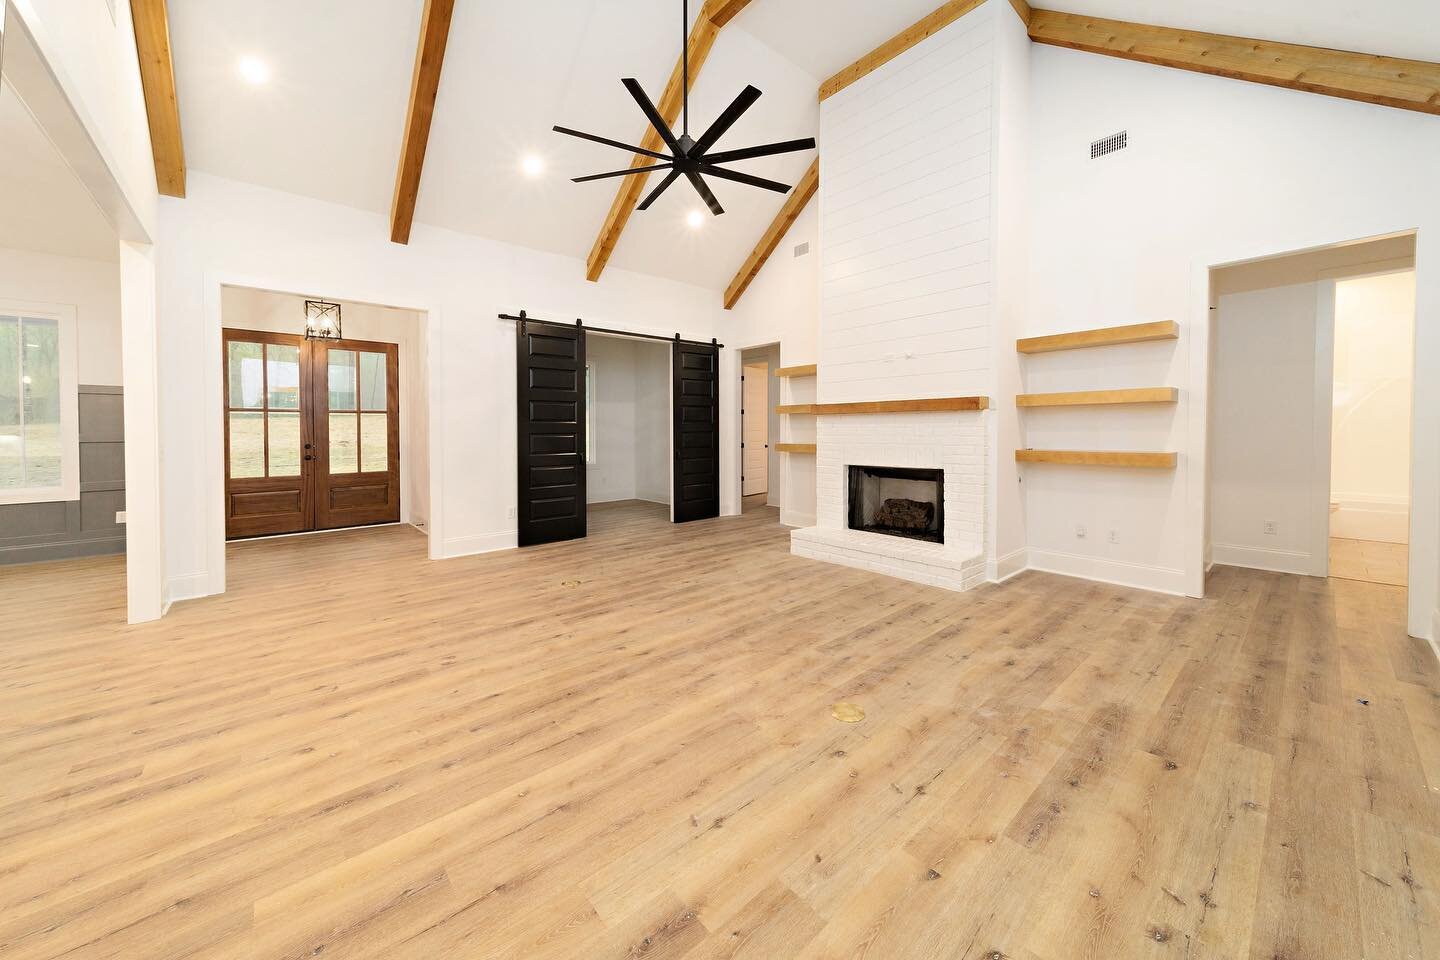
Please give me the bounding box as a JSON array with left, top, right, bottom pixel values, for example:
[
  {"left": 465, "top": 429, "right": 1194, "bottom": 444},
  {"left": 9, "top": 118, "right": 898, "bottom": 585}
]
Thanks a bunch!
[
  {"left": 226, "top": 340, "right": 302, "bottom": 479},
  {"left": 326, "top": 349, "right": 388, "bottom": 475}
]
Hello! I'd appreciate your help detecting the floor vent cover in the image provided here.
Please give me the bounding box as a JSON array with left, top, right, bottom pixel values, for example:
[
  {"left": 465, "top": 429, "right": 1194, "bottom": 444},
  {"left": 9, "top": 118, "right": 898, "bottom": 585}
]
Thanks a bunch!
[{"left": 1090, "top": 130, "right": 1128, "bottom": 159}]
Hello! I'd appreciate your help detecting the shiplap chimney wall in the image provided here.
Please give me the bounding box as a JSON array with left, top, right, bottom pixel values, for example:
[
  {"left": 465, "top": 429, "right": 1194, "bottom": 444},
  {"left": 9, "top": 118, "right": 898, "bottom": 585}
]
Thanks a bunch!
[{"left": 817, "top": 1, "right": 997, "bottom": 405}]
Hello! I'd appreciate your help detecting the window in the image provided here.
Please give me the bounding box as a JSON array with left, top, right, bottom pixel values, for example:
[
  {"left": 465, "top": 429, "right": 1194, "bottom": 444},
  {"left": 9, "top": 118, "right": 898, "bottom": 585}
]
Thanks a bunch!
[
  {"left": 0, "top": 302, "right": 79, "bottom": 504},
  {"left": 585, "top": 363, "right": 596, "bottom": 464}
]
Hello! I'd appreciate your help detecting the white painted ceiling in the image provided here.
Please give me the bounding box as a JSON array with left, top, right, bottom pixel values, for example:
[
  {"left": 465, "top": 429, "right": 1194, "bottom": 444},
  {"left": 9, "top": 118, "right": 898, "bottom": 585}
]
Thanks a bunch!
[
  {"left": 165, "top": 0, "right": 1440, "bottom": 292},
  {"left": 0, "top": 81, "right": 118, "bottom": 262}
]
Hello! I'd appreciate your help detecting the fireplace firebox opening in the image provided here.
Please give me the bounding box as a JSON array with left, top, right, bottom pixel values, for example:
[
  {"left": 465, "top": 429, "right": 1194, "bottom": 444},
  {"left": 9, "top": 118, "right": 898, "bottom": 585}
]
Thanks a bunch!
[{"left": 846, "top": 465, "right": 944, "bottom": 544}]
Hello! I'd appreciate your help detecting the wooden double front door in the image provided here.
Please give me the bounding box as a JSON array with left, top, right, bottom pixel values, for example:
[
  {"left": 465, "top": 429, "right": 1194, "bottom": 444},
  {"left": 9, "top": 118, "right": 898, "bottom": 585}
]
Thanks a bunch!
[{"left": 224, "top": 329, "right": 400, "bottom": 539}]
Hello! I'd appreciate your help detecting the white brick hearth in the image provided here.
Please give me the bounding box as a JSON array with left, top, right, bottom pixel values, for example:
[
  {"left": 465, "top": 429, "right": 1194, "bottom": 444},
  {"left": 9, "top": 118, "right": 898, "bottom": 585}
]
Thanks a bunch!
[{"left": 791, "top": 411, "right": 988, "bottom": 591}]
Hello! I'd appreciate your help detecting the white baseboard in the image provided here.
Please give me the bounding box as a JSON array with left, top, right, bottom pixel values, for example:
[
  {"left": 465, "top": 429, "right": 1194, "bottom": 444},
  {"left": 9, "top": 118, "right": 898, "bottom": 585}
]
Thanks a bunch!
[
  {"left": 166, "top": 571, "right": 214, "bottom": 604},
  {"left": 1430, "top": 608, "right": 1440, "bottom": 662},
  {"left": 440, "top": 531, "right": 517, "bottom": 558},
  {"left": 1026, "top": 548, "right": 1188, "bottom": 596},
  {"left": 987, "top": 547, "right": 1028, "bottom": 584},
  {"left": 1211, "top": 542, "right": 1320, "bottom": 577},
  {"left": 1329, "top": 496, "right": 1410, "bottom": 544}
]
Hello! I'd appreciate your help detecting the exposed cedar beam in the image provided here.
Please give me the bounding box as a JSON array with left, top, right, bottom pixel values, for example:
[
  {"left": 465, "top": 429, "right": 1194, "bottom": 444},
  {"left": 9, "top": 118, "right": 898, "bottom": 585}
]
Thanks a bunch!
[
  {"left": 1028, "top": 9, "right": 1440, "bottom": 116},
  {"left": 585, "top": 0, "right": 754, "bottom": 282},
  {"left": 130, "top": 0, "right": 186, "bottom": 198},
  {"left": 723, "top": 158, "right": 817, "bottom": 310},
  {"left": 390, "top": 0, "right": 456, "bottom": 245},
  {"left": 1008, "top": 0, "right": 1032, "bottom": 27},
  {"left": 818, "top": 0, "right": 986, "bottom": 101}
]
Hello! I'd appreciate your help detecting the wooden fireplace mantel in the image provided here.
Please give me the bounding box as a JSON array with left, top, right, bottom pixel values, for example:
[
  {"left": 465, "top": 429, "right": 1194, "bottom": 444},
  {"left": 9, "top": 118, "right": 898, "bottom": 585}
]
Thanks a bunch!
[{"left": 776, "top": 396, "right": 990, "bottom": 416}]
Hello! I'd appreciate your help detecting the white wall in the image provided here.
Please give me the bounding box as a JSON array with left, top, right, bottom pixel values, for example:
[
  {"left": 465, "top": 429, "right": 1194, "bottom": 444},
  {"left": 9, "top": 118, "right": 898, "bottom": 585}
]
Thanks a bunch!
[
  {"left": 587, "top": 334, "right": 670, "bottom": 506},
  {"left": 0, "top": 246, "right": 120, "bottom": 384},
  {"left": 817, "top": 1, "right": 996, "bottom": 405},
  {"left": 218, "top": 286, "right": 432, "bottom": 529},
  {"left": 158, "top": 173, "right": 724, "bottom": 602},
  {"left": 1026, "top": 44, "right": 1440, "bottom": 636},
  {"left": 723, "top": 194, "right": 820, "bottom": 528},
  {"left": 1331, "top": 271, "right": 1414, "bottom": 543},
  {"left": 1211, "top": 281, "right": 1325, "bottom": 575}
]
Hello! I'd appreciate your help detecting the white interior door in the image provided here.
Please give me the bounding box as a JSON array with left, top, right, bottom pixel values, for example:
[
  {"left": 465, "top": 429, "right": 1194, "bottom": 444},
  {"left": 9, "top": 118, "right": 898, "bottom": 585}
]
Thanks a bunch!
[{"left": 742, "top": 362, "right": 768, "bottom": 496}]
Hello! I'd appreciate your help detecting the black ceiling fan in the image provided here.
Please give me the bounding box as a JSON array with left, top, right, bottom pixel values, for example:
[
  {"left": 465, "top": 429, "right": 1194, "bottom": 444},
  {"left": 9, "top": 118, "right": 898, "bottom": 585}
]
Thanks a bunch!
[{"left": 552, "top": 0, "right": 816, "bottom": 216}]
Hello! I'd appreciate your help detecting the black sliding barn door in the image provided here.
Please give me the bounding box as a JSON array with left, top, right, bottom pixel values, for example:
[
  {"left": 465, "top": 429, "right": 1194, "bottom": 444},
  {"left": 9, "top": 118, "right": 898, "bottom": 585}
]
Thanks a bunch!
[
  {"left": 516, "top": 319, "right": 586, "bottom": 546},
  {"left": 672, "top": 340, "right": 720, "bottom": 523}
]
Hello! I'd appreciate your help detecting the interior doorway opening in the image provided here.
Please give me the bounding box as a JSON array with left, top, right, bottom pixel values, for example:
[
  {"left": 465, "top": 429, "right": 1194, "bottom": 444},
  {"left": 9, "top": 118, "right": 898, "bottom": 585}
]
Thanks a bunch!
[
  {"left": 585, "top": 331, "right": 672, "bottom": 520},
  {"left": 739, "top": 343, "right": 780, "bottom": 515},
  {"left": 220, "top": 286, "right": 430, "bottom": 543},
  {"left": 1207, "top": 233, "right": 1417, "bottom": 595}
]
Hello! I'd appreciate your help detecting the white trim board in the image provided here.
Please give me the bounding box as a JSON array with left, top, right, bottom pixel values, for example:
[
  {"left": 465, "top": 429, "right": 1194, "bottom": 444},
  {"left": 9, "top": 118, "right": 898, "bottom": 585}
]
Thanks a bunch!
[
  {"left": 987, "top": 547, "right": 1028, "bottom": 584},
  {"left": 1211, "top": 542, "right": 1319, "bottom": 577},
  {"left": 1025, "top": 549, "right": 1189, "bottom": 597}
]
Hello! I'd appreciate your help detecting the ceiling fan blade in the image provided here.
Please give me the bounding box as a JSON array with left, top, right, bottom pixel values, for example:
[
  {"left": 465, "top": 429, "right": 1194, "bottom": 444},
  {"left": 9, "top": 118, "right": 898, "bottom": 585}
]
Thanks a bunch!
[
  {"left": 699, "top": 137, "right": 817, "bottom": 165},
  {"left": 621, "top": 78, "right": 681, "bottom": 152},
  {"left": 699, "top": 165, "right": 791, "bottom": 194},
  {"left": 686, "top": 171, "right": 725, "bottom": 216},
  {"left": 692, "top": 85, "right": 762, "bottom": 154},
  {"left": 572, "top": 162, "right": 676, "bottom": 184},
  {"left": 552, "top": 126, "right": 672, "bottom": 162},
  {"left": 637, "top": 169, "right": 682, "bottom": 210}
]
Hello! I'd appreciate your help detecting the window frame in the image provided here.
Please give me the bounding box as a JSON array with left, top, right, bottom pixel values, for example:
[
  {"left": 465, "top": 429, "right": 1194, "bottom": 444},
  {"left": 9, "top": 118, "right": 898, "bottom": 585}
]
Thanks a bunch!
[{"left": 0, "top": 299, "right": 80, "bottom": 505}]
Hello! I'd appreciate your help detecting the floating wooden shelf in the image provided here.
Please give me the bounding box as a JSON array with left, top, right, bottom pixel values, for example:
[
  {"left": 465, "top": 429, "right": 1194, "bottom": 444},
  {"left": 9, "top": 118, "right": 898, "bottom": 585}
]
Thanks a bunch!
[
  {"left": 1016, "top": 450, "right": 1177, "bottom": 469},
  {"left": 777, "top": 397, "right": 989, "bottom": 416},
  {"left": 1017, "top": 321, "right": 1178, "bottom": 355},
  {"left": 775, "top": 443, "right": 817, "bottom": 454},
  {"left": 775, "top": 364, "right": 817, "bottom": 378},
  {"left": 1017, "top": 387, "right": 1179, "bottom": 407}
]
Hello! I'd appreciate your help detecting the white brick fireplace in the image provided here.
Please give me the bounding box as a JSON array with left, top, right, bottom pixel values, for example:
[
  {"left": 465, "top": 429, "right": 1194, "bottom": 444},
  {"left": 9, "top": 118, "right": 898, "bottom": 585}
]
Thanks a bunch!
[{"left": 791, "top": 411, "right": 988, "bottom": 591}]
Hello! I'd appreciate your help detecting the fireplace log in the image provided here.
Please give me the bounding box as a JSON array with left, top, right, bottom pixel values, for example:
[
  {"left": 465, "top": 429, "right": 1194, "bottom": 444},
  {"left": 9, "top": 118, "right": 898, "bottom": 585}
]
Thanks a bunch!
[{"left": 872, "top": 498, "right": 935, "bottom": 531}]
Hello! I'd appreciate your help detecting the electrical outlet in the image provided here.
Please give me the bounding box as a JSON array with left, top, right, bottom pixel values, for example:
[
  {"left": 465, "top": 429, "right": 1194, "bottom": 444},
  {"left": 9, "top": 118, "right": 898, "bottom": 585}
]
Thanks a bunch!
[
  {"left": 507, "top": 506, "right": 517, "bottom": 521},
  {"left": 1263, "top": 521, "right": 1278, "bottom": 536},
  {"left": 1108, "top": 529, "right": 1119, "bottom": 544},
  {"left": 1075, "top": 525, "right": 1087, "bottom": 540},
  {"left": 115, "top": 511, "right": 127, "bottom": 524}
]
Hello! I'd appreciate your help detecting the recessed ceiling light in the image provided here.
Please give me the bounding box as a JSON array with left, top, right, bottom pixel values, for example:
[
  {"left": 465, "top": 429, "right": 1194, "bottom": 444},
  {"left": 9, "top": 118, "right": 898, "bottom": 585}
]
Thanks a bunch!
[
  {"left": 686, "top": 209, "right": 705, "bottom": 229},
  {"left": 238, "top": 56, "right": 271, "bottom": 85},
  {"left": 520, "top": 154, "right": 545, "bottom": 178}
]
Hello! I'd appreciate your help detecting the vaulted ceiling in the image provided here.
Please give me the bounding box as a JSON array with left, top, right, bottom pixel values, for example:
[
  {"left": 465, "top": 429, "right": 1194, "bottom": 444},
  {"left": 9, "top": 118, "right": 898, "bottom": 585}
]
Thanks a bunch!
[{"left": 163, "top": 0, "right": 1440, "bottom": 292}]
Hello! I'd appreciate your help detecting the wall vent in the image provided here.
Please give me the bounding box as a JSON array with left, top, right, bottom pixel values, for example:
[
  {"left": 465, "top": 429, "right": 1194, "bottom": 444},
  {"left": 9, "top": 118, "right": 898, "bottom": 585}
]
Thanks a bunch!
[
  {"left": 793, "top": 241, "right": 811, "bottom": 258},
  {"left": 1090, "top": 130, "right": 1128, "bottom": 159}
]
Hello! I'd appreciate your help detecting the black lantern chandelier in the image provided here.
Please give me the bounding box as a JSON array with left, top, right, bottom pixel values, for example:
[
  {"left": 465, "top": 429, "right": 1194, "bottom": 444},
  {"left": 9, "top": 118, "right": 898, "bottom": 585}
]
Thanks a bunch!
[
  {"left": 303, "top": 299, "right": 342, "bottom": 342},
  {"left": 551, "top": 0, "right": 817, "bottom": 216}
]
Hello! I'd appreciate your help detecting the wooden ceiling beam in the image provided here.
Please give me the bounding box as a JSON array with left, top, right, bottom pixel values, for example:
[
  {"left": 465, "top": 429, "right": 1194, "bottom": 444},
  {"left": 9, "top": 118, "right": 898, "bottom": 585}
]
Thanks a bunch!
[
  {"left": 723, "top": 158, "right": 817, "bottom": 310},
  {"left": 818, "top": 0, "right": 986, "bottom": 102},
  {"left": 585, "top": 0, "right": 754, "bottom": 282},
  {"left": 390, "top": 0, "right": 456, "bottom": 245},
  {"left": 130, "top": 0, "right": 186, "bottom": 198},
  {"left": 1027, "top": 9, "right": 1440, "bottom": 116}
]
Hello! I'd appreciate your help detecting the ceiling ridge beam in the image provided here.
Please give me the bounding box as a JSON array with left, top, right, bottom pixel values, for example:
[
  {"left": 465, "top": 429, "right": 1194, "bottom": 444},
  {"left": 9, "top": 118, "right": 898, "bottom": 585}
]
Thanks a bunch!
[
  {"left": 390, "top": 0, "right": 457, "bottom": 245},
  {"left": 131, "top": 0, "right": 186, "bottom": 198},
  {"left": 584, "top": 0, "right": 755, "bottom": 283},
  {"left": 723, "top": 157, "right": 818, "bottom": 310},
  {"left": 818, "top": 0, "right": 987, "bottom": 102},
  {"left": 1027, "top": 9, "right": 1440, "bottom": 116}
]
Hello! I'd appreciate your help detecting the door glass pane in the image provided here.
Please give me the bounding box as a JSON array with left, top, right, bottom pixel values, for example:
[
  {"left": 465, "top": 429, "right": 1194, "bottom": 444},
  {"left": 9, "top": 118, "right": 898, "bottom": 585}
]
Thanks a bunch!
[
  {"left": 227, "top": 341, "right": 264, "bottom": 408},
  {"left": 359, "top": 352, "right": 387, "bottom": 410},
  {"left": 21, "top": 318, "right": 61, "bottom": 487},
  {"left": 266, "top": 344, "right": 300, "bottom": 409},
  {"left": 229, "top": 411, "right": 265, "bottom": 478},
  {"left": 328, "top": 350, "right": 357, "bottom": 411},
  {"left": 329, "top": 412, "right": 358, "bottom": 473},
  {"left": 360, "top": 413, "right": 388, "bottom": 472},
  {"left": 0, "top": 317, "right": 21, "bottom": 487},
  {"left": 268, "top": 411, "right": 301, "bottom": 476}
]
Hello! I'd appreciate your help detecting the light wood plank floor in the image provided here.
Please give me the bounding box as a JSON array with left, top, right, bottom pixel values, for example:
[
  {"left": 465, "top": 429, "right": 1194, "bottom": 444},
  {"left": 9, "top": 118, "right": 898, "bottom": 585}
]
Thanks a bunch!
[
  {"left": 2, "top": 500, "right": 1438, "bottom": 960},
  {"left": 1330, "top": 536, "right": 1409, "bottom": 587}
]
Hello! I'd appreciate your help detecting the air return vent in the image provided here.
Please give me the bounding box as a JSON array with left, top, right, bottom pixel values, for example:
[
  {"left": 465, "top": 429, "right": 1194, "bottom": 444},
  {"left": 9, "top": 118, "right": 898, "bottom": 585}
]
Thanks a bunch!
[
  {"left": 794, "top": 241, "right": 811, "bottom": 258},
  {"left": 1090, "top": 130, "right": 1128, "bottom": 159}
]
